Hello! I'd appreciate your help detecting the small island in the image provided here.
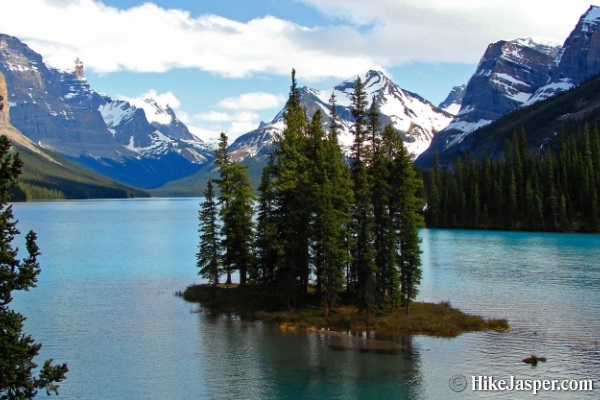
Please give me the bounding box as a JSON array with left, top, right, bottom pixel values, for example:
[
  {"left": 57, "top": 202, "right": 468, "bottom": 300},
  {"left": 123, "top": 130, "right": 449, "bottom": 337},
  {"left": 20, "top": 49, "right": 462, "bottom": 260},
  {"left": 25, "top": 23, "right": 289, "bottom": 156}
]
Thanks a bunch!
[
  {"left": 182, "top": 284, "right": 508, "bottom": 337},
  {"left": 188, "top": 72, "right": 508, "bottom": 341}
]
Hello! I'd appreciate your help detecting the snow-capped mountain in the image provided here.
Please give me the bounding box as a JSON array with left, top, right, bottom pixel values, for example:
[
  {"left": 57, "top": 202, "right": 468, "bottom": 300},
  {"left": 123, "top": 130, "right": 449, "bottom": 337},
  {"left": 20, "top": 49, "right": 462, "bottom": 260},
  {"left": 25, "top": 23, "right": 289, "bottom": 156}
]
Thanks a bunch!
[
  {"left": 229, "top": 70, "right": 453, "bottom": 161},
  {"left": 0, "top": 33, "right": 211, "bottom": 188},
  {"left": 418, "top": 6, "right": 600, "bottom": 166},
  {"left": 527, "top": 5, "right": 600, "bottom": 104},
  {"left": 438, "top": 85, "right": 465, "bottom": 116},
  {"left": 98, "top": 97, "right": 209, "bottom": 164},
  {"left": 437, "top": 38, "right": 559, "bottom": 149},
  {"left": 417, "top": 38, "right": 560, "bottom": 165}
]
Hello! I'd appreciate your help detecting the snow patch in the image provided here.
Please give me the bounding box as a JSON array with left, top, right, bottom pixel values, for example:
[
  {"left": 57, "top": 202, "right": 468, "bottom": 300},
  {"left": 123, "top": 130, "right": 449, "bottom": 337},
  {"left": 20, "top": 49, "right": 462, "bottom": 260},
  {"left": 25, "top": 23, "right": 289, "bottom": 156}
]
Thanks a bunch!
[
  {"left": 443, "top": 119, "right": 493, "bottom": 149},
  {"left": 583, "top": 6, "right": 600, "bottom": 23},
  {"left": 442, "top": 103, "right": 461, "bottom": 116},
  {"left": 524, "top": 79, "right": 575, "bottom": 105},
  {"left": 99, "top": 101, "right": 136, "bottom": 136}
]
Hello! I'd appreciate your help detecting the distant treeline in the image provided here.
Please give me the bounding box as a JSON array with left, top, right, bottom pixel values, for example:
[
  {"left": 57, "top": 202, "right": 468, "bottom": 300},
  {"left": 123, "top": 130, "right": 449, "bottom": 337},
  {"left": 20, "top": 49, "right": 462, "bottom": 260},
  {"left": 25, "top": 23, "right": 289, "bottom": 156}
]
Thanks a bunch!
[
  {"left": 8, "top": 146, "right": 149, "bottom": 201},
  {"left": 422, "top": 124, "right": 600, "bottom": 232}
]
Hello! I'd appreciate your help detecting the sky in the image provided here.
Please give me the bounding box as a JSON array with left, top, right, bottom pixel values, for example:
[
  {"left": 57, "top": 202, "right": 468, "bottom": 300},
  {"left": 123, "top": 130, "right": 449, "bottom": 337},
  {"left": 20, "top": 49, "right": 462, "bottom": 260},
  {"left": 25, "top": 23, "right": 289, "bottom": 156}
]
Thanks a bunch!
[{"left": 0, "top": 0, "right": 596, "bottom": 142}]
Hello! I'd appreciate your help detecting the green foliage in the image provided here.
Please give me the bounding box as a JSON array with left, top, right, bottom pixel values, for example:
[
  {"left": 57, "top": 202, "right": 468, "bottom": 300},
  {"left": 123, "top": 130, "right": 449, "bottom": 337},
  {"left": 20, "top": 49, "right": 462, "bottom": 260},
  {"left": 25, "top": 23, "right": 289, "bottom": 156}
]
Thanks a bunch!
[
  {"left": 262, "top": 70, "right": 313, "bottom": 307},
  {"left": 0, "top": 135, "right": 68, "bottom": 398},
  {"left": 423, "top": 125, "right": 600, "bottom": 232},
  {"left": 208, "top": 70, "right": 425, "bottom": 322},
  {"left": 349, "top": 80, "right": 377, "bottom": 322},
  {"left": 196, "top": 180, "right": 221, "bottom": 285},
  {"left": 309, "top": 109, "right": 353, "bottom": 315},
  {"left": 214, "top": 133, "right": 255, "bottom": 285}
]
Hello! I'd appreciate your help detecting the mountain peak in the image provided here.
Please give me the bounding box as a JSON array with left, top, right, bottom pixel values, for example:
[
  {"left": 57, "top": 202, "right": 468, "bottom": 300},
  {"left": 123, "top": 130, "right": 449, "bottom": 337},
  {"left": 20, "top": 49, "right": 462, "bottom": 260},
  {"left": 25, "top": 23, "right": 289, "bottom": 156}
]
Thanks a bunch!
[
  {"left": 362, "top": 70, "right": 393, "bottom": 92},
  {"left": 128, "top": 96, "right": 174, "bottom": 125},
  {"left": 438, "top": 85, "right": 466, "bottom": 116},
  {"left": 526, "top": 4, "right": 600, "bottom": 104},
  {"left": 582, "top": 5, "right": 600, "bottom": 23}
]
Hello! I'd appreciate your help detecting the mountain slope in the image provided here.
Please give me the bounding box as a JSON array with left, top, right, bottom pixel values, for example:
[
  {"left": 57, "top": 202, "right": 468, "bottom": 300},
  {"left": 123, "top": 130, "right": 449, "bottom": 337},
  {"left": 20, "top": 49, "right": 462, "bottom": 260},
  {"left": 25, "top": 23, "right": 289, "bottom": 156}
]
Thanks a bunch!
[
  {"left": 528, "top": 5, "right": 600, "bottom": 103},
  {"left": 158, "top": 70, "right": 453, "bottom": 195},
  {"left": 0, "top": 71, "right": 149, "bottom": 200},
  {"left": 417, "top": 38, "right": 560, "bottom": 166},
  {"left": 228, "top": 70, "right": 452, "bottom": 162},
  {"left": 419, "top": 72, "right": 600, "bottom": 166},
  {"left": 0, "top": 34, "right": 211, "bottom": 189},
  {"left": 438, "top": 85, "right": 466, "bottom": 116},
  {"left": 418, "top": 6, "right": 600, "bottom": 166}
]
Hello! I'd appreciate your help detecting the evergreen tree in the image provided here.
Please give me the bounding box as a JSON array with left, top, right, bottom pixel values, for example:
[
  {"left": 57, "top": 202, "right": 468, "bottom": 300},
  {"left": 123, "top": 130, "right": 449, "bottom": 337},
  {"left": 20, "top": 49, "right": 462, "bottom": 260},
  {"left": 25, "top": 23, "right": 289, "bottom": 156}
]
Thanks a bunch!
[
  {"left": 426, "top": 153, "right": 442, "bottom": 227},
  {"left": 422, "top": 123, "right": 600, "bottom": 232},
  {"left": 371, "top": 125, "right": 397, "bottom": 307},
  {"left": 214, "top": 132, "right": 255, "bottom": 284},
  {"left": 255, "top": 155, "right": 280, "bottom": 282},
  {"left": 349, "top": 77, "right": 377, "bottom": 324},
  {"left": 388, "top": 132, "right": 424, "bottom": 314},
  {"left": 196, "top": 180, "right": 221, "bottom": 285},
  {"left": 0, "top": 135, "right": 68, "bottom": 398},
  {"left": 309, "top": 110, "right": 353, "bottom": 316},
  {"left": 268, "top": 69, "right": 313, "bottom": 307}
]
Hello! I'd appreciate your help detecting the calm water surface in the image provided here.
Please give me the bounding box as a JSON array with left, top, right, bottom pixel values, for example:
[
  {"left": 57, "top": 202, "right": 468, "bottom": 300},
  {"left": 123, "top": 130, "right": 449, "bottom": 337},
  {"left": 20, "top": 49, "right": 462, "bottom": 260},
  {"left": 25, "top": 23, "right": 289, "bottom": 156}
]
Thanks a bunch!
[{"left": 10, "top": 198, "right": 600, "bottom": 399}]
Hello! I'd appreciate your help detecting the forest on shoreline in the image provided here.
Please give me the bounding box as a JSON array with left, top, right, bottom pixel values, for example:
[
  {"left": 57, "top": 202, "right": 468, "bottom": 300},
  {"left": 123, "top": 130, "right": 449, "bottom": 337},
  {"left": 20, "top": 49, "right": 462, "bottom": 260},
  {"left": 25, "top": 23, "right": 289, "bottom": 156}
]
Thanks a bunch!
[{"left": 422, "top": 125, "right": 600, "bottom": 233}]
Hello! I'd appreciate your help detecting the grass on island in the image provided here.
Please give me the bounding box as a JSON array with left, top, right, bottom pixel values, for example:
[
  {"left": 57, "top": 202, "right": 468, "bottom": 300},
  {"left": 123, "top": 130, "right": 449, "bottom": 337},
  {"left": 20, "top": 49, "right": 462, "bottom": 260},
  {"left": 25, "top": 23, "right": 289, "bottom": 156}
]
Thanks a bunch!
[{"left": 182, "top": 283, "right": 508, "bottom": 337}]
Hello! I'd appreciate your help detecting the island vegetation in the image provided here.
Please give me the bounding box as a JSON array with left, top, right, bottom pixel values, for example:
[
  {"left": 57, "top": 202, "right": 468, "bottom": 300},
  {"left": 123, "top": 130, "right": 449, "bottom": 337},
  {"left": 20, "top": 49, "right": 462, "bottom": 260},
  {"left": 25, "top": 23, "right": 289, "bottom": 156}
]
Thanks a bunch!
[{"left": 188, "top": 70, "right": 508, "bottom": 336}]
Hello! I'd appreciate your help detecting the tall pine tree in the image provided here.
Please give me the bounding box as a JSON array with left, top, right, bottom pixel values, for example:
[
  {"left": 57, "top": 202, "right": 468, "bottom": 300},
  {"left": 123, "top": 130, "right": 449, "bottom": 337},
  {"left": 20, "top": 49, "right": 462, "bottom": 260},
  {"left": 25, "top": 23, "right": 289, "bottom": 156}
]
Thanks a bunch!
[
  {"left": 196, "top": 179, "right": 221, "bottom": 285},
  {"left": 214, "top": 132, "right": 255, "bottom": 285},
  {"left": 349, "top": 77, "right": 377, "bottom": 324}
]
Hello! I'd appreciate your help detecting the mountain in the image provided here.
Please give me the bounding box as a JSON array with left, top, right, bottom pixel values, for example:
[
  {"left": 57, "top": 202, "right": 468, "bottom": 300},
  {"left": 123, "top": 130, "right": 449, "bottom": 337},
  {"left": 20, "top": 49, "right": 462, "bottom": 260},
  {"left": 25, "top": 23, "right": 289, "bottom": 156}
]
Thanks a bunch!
[
  {"left": 0, "top": 34, "right": 211, "bottom": 189},
  {"left": 417, "top": 6, "right": 600, "bottom": 166},
  {"left": 528, "top": 5, "right": 600, "bottom": 104},
  {"left": 0, "top": 70, "right": 149, "bottom": 200},
  {"left": 438, "top": 85, "right": 465, "bottom": 116},
  {"left": 158, "top": 70, "right": 453, "bottom": 195},
  {"left": 228, "top": 70, "right": 453, "bottom": 162},
  {"left": 417, "top": 38, "right": 560, "bottom": 165},
  {"left": 422, "top": 71, "right": 600, "bottom": 166}
]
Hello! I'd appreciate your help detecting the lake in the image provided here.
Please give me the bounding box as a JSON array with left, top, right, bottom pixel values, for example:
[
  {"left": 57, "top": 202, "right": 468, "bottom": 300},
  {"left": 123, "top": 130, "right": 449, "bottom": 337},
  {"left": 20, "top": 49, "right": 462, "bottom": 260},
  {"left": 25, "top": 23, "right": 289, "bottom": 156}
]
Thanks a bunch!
[{"left": 10, "top": 198, "right": 600, "bottom": 399}]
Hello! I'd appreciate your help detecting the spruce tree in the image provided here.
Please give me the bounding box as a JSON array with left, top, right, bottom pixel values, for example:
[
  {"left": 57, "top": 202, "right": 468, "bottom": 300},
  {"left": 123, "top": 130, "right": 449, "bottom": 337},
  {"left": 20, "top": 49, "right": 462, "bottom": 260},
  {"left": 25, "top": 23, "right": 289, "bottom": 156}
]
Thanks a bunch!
[
  {"left": 267, "top": 69, "right": 312, "bottom": 307},
  {"left": 387, "top": 129, "right": 424, "bottom": 315},
  {"left": 255, "top": 155, "right": 280, "bottom": 282},
  {"left": 349, "top": 77, "right": 377, "bottom": 324},
  {"left": 214, "top": 132, "right": 255, "bottom": 285},
  {"left": 0, "top": 135, "right": 68, "bottom": 398},
  {"left": 371, "top": 124, "right": 396, "bottom": 308},
  {"left": 309, "top": 110, "right": 353, "bottom": 316},
  {"left": 196, "top": 180, "right": 221, "bottom": 285}
]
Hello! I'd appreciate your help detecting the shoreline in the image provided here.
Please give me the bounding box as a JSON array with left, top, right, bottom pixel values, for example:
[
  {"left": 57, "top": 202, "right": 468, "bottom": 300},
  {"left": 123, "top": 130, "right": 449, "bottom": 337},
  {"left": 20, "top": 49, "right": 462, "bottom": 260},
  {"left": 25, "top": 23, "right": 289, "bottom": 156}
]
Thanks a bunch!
[{"left": 182, "top": 284, "right": 509, "bottom": 338}]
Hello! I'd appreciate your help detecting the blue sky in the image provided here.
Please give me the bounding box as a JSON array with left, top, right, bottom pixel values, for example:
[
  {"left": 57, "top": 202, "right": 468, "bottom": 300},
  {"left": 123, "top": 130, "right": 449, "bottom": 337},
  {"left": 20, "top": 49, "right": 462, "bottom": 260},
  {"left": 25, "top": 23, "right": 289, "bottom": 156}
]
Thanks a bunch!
[{"left": 1, "top": 0, "right": 595, "bottom": 141}]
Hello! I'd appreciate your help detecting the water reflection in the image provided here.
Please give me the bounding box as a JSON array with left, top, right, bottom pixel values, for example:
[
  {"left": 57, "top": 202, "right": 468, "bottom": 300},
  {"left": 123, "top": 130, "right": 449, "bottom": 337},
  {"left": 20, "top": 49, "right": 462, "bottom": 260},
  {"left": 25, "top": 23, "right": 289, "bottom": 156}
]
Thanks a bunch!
[{"left": 196, "top": 313, "right": 424, "bottom": 400}]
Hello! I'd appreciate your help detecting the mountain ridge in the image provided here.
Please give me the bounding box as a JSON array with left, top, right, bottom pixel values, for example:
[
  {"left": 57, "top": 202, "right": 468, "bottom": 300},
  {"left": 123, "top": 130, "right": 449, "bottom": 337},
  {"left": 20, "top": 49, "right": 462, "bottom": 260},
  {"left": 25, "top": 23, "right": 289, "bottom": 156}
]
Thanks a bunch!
[
  {"left": 418, "top": 5, "right": 600, "bottom": 166},
  {"left": 0, "top": 33, "right": 211, "bottom": 189}
]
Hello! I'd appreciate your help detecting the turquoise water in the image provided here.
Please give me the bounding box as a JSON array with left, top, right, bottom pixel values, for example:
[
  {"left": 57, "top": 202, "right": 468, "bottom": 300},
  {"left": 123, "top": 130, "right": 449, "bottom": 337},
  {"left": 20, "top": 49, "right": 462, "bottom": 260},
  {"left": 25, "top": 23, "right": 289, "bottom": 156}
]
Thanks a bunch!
[{"left": 10, "top": 198, "right": 600, "bottom": 399}]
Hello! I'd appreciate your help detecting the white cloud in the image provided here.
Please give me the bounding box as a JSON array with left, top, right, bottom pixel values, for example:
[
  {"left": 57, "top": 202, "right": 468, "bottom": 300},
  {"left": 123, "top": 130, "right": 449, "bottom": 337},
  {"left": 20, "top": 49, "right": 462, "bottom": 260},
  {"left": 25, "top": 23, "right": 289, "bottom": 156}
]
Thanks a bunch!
[
  {"left": 298, "top": 0, "right": 593, "bottom": 63},
  {"left": 218, "top": 92, "right": 285, "bottom": 110},
  {"left": 193, "top": 111, "right": 232, "bottom": 122},
  {"left": 186, "top": 109, "right": 264, "bottom": 142},
  {"left": 1, "top": 0, "right": 381, "bottom": 80},
  {"left": 2, "top": 0, "right": 592, "bottom": 81}
]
